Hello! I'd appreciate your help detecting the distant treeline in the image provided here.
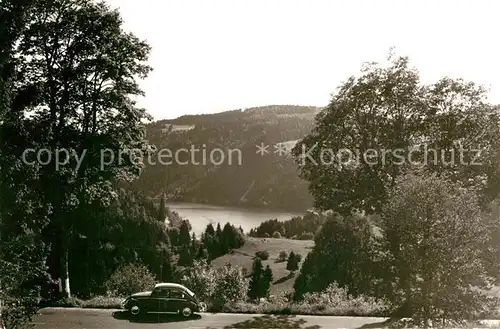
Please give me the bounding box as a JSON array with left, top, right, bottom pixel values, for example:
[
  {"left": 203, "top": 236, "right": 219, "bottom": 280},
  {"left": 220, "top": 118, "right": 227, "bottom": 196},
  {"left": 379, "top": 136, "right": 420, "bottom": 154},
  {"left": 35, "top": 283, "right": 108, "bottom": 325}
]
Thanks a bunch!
[{"left": 248, "top": 211, "right": 327, "bottom": 240}]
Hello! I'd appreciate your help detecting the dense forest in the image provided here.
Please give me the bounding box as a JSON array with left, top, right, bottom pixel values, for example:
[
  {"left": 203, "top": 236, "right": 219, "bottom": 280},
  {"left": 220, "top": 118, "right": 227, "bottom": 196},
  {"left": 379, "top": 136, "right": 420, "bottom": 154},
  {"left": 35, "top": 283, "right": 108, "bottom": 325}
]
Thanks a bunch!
[
  {"left": 248, "top": 210, "right": 327, "bottom": 239},
  {"left": 126, "top": 105, "right": 320, "bottom": 211}
]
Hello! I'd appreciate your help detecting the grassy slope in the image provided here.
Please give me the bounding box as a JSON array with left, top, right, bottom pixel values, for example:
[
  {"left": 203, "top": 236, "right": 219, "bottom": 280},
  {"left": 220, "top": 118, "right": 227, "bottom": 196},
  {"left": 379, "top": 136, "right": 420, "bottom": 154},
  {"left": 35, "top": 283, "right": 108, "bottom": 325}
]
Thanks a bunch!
[{"left": 211, "top": 237, "right": 314, "bottom": 295}]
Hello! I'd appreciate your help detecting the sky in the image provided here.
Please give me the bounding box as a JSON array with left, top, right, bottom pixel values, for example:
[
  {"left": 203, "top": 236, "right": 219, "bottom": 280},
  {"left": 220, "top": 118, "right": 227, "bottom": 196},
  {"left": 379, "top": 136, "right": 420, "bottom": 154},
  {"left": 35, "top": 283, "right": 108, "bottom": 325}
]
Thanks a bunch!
[{"left": 104, "top": 0, "right": 500, "bottom": 121}]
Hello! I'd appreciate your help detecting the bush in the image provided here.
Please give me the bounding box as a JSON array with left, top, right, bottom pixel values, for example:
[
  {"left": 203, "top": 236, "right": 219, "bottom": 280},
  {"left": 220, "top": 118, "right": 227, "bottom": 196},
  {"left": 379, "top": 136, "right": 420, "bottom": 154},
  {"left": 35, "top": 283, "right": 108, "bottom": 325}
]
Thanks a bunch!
[
  {"left": 180, "top": 260, "right": 215, "bottom": 303},
  {"left": 226, "top": 284, "right": 390, "bottom": 316},
  {"left": 181, "top": 260, "right": 249, "bottom": 311},
  {"left": 211, "top": 263, "right": 249, "bottom": 311},
  {"left": 263, "top": 233, "right": 270, "bottom": 238},
  {"left": 297, "top": 232, "right": 314, "bottom": 240},
  {"left": 40, "top": 296, "right": 123, "bottom": 309},
  {"left": 255, "top": 251, "right": 269, "bottom": 260},
  {"left": 380, "top": 173, "right": 500, "bottom": 326},
  {"left": 286, "top": 251, "right": 300, "bottom": 272},
  {"left": 104, "top": 263, "right": 156, "bottom": 297},
  {"left": 82, "top": 296, "right": 122, "bottom": 309},
  {"left": 296, "top": 282, "right": 389, "bottom": 316},
  {"left": 278, "top": 251, "right": 288, "bottom": 262},
  {"left": 0, "top": 235, "right": 50, "bottom": 329},
  {"left": 272, "top": 231, "right": 281, "bottom": 238}
]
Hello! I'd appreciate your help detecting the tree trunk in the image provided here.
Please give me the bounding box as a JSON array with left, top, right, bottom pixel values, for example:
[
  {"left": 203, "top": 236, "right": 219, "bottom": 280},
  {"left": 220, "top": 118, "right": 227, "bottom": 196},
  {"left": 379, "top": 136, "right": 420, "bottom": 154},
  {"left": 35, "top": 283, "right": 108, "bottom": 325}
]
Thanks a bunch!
[{"left": 58, "top": 226, "right": 71, "bottom": 298}]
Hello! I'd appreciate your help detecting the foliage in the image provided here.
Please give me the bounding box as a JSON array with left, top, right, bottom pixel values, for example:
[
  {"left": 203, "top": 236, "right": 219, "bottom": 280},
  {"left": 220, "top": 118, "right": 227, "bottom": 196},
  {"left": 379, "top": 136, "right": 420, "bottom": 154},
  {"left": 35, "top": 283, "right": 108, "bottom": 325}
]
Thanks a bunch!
[
  {"left": 247, "top": 259, "right": 273, "bottom": 300},
  {"left": 210, "top": 264, "right": 250, "bottom": 311},
  {"left": 0, "top": 1, "right": 52, "bottom": 328},
  {"left": 278, "top": 251, "right": 288, "bottom": 262},
  {"left": 179, "top": 260, "right": 215, "bottom": 303},
  {"left": 178, "top": 220, "right": 192, "bottom": 247},
  {"left": 229, "top": 283, "right": 390, "bottom": 316},
  {"left": 133, "top": 105, "right": 321, "bottom": 211},
  {"left": 202, "top": 222, "right": 245, "bottom": 261},
  {"left": 286, "top": 251, "right": 301, "bottom": 273},
  {"left": 41, "top": 296, "right": 122, "bottom": 309},
  {"left": 297, "top": 232, "right": 315, "bottom": 240},
  {"left": 272, "top": 231, "right": 281, "bottom": 238},
  {"left": 379, "top": 172, "right": 500, "bottom": 326},
  {"left": 293, "top": 212, "right": 378, "bottom": 301},
  {"left": 104, "top": 263, "right": 156, "bottom": 297},
  {"left": 69, "top": 189, "right": 174, "bottom": 297},
  {"left": 180, "top": 260, "right": 248, "bottom": 311},
  {"left": 1, "top": 0, "right": 154, "bottom": 301},
  {"left": 248, "top": 258, "right": 264, "bottom": 300},
  {"left": 255, "top": 250, "right": 270, "bottom": 261},
  {"left": 296, "top": 282, "right": 390, "bottom": 316},
  {"left": 263, "top": 265, "right": 273, "bottom": 296},
  {"left": 249, "top": 211, "right": 326, "bottom": 239},
  {"left": 0, "top": 233, "right": 51, "bottom": 329},
  {"left": 177, "top": 246, "right": 194, "bottom": 267},
  {"left": 292, "top": 52, "right": 500, "bottom": 216}
]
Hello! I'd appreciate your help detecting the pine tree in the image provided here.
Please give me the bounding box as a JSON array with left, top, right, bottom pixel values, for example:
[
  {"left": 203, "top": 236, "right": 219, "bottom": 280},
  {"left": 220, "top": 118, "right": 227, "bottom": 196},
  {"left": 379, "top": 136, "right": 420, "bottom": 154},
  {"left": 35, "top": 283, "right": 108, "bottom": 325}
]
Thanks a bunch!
[
  {"left": 190, "top": 232, "right": 197, "bottom": 253},
  {"left": 196, "top": 244, "right": 207, "bottom": 259},
  {"left": 157, "top": 193, "right": 167, "bottom": 222},
  {"left": 248, "top": 258, "right": 264, "bottom": 300},
  {"left": 179, "top": 220, "right": 191, "bottom": 247},
  {"left": 177, "top": 246, "right": 193, "bottom": 267},
  {"left": 205, "top": 223, "right": 215, "bottom": 236},
  {"left": 216, "top": 223, "right": 222, "bottom": 238},
  {"left": 286, "top": 251, "right": 299, "bottom": 273},
  {"left": 263, "top": 265, "right": 273, "bottom": 297}
]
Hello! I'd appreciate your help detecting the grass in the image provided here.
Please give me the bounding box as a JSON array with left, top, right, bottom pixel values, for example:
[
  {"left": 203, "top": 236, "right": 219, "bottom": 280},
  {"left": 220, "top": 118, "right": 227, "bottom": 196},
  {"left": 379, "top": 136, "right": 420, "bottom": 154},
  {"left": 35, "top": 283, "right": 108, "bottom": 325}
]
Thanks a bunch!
[
  {"left": 42, "top": 296, "right": 122, "bottom": 309},
  {"left": 210, "top": 237, "right": 314, "bottom": 295},
  {"left": 47, "top": 297, "right": 389, "bottom": 317},
  {"left": 227, "top": 304, "right": 389, "bottom": 317}
]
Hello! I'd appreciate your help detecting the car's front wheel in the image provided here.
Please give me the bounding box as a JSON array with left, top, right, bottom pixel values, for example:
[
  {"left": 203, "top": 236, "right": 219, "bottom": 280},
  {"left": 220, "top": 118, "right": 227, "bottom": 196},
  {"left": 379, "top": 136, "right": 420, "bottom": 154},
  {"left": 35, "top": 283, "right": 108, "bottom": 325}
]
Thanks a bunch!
[
  {"left": 130, "top": 303, "right": 142, "bottom": 316},
  {"left": 181, "top": 307, "right": 192, "bottom": 318}
]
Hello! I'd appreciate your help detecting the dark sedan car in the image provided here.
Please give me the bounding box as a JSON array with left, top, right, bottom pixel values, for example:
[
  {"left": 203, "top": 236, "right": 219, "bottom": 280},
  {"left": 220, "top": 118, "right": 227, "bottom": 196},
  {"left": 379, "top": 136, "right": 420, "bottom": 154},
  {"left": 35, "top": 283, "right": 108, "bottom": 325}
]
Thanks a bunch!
[{"left": 121, "top": 283, "right": 205, "bottom": 317}]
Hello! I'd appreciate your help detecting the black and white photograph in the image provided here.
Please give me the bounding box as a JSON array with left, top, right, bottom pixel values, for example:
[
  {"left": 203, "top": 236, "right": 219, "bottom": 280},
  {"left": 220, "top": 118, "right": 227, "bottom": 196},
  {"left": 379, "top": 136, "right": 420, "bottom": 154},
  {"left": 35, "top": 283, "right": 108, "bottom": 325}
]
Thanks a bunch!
[{"left": 1, "top": 0, "right": 500, "bottom": 328}]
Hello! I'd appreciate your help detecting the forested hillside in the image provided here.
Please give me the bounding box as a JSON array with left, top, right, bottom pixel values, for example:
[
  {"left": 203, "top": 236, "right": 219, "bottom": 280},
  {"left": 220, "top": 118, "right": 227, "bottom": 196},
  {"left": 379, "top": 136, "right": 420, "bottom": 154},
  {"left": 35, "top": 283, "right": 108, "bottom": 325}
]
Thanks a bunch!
[{"left": 128, "top": 105, "right": 321, "bottom": 211}]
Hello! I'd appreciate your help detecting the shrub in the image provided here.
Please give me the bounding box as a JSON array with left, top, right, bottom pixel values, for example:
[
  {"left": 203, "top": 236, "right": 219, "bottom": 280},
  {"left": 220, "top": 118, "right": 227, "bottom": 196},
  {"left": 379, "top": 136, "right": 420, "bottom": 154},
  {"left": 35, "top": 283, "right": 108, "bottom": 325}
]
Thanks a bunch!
[
  {"left": 278, "top": 251, "right": 288, "bottom": 262},
  {"left": 296, "top": 282, "right": 390, "bottom": 316},
  {"left": 181, "top": 260, "right": 248, "bottom": 311},
  {"left": 104, "top": 263, "right": 156, "bottom": 297},
  {"left": 82, "top": 296, "right": 122, "bottom": 309},
  {"left": 255, "top": 250, "right": 269, "bottom": 260},
  {"left": 180, "top": 260, "right": 215, "bottom": 303},
  {"left": 297, "top": 232, "right": 314, "bottom": 240},
  {"left": 263, "top": 233, "right": 270, "bottom": 238},
  {"left": 0, "top": 235, "right": 51, "bottom": 329},
  {"left": 380, "top": 173, "right": 500, "bottom": 326},
  {"left": 226, "top": 284, "right": 389, "bottom": 316},
  {"left": 212, "top": 263, "right": 249, "bottom": 311},
  {"left": 272, "top": 231, "right": 281, "bottom": 238},
  {"left": 286, "top": 251, "right": 300, "bottom": 272}
]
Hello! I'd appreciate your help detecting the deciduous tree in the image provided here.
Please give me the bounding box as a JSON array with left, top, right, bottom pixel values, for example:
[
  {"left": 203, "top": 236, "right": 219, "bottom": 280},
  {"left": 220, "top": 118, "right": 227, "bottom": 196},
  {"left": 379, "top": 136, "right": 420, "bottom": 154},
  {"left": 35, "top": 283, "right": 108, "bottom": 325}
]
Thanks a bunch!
[
  {"left": 292, "top": 52, "right": 500, "bottom": 216},
  {"left": 380, "top": 172, "right": 500, "bottom": 326},
  {"left": 3, "top": 0, "right": 153, "bottom": 298}
]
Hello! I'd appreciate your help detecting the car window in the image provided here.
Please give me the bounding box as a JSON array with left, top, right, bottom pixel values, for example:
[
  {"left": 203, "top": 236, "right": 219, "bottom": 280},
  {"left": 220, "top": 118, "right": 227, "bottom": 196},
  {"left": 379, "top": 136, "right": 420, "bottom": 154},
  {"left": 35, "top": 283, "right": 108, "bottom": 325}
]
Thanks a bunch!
[
  {"left": 153, "top": 288, "right": 169, "bottom": 298},
  {"left": 169, "top": 289, "right": 185, "bottom": 299}
]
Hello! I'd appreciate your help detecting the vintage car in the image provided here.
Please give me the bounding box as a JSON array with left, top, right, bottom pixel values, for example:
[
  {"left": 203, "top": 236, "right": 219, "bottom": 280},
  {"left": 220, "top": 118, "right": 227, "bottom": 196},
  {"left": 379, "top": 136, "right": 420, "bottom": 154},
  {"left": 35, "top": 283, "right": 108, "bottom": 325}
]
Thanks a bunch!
[{"left": 121, "top": 282, "right": 205, "bottom": 317}]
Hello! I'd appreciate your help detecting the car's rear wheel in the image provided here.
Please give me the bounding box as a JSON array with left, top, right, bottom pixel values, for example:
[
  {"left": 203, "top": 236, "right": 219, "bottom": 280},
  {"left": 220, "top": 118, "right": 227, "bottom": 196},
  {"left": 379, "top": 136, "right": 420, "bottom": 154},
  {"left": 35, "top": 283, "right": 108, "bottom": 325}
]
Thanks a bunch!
[
  {"left": 181, "top": 307, "right": 192, "bottom": 317},
  {"left": 130, "top": 304, "right": 141, "bottom": 316}
]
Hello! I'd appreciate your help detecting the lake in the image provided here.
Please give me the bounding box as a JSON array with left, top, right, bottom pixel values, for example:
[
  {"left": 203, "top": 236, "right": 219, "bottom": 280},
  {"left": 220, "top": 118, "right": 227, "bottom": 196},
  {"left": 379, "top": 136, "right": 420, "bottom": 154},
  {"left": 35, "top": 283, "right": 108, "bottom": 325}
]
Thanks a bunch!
[{"left": 166, "top": 202, "right": 302, "bottom": 236}]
